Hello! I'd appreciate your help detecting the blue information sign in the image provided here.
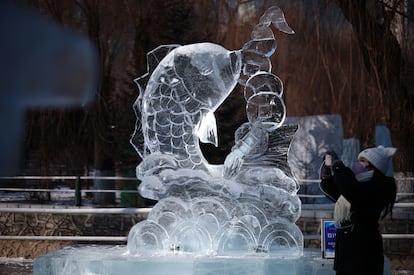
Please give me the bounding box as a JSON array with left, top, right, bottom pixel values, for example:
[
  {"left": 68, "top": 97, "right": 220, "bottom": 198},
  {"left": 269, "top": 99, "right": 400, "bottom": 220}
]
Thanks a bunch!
[{"left": 321, "top": 220, "right": 336, "bottom": 259}]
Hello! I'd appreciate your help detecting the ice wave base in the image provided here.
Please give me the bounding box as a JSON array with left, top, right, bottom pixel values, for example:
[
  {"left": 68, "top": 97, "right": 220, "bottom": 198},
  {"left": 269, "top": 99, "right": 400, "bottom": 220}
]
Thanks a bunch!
[{"left": 34, "top": 245, "right": 335, "bottom": 275}]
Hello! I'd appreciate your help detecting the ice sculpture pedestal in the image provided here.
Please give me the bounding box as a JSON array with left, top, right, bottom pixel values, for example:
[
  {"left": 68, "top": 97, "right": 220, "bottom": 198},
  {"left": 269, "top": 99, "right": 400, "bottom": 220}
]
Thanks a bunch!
[{"left": 34, "top": 245, "right": 335, "bottom": 275}]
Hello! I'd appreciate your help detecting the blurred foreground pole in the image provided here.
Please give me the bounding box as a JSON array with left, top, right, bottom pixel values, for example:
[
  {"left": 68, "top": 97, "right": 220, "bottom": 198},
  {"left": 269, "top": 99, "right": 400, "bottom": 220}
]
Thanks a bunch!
[{"left": 0, "top": 2, "right": 97, "bottom": 176}]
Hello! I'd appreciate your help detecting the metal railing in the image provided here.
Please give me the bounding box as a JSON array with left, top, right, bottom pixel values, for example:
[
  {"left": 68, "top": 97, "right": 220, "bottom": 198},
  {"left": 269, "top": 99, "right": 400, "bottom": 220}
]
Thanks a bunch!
[
  {"left": 0, "top": 234, "right": 412, "bottom": 242},
  {"left": 0, "top": 205, "right": 412, "bottom": 242},
  {"left": 0, "top": 175, "right": 413, "bottom": 243},
  {"left": 0, "top": 175, "right": 140, "bottom": 206},
  {"left": 1, "top": 176, "right": 413, "bottom": 204}
]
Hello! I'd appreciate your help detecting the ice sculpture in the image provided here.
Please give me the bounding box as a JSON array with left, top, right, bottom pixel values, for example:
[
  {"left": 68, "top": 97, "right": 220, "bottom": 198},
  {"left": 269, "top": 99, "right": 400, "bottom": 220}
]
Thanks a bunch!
[{"left": 129, "top": 6, "right": 302, "bottom": 257}]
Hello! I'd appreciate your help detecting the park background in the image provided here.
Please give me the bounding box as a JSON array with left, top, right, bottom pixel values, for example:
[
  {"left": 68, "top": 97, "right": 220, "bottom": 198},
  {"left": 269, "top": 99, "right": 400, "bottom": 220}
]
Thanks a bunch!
[
  {"left": 0, "top": 1, "right": 413, "bottom": 274},
  {"left": 15, "top": 0, "right": 414, "bottom": 178}
]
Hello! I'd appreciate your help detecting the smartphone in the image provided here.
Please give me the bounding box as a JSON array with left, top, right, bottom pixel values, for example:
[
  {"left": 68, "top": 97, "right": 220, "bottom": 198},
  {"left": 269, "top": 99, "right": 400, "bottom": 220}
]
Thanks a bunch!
[{"left": 325, "top": 155, "right": 332, "bottom": 166}]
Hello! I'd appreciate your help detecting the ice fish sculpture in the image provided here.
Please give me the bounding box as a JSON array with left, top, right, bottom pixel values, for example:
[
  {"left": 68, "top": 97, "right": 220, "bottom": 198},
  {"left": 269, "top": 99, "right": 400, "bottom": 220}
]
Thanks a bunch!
[
  {"left": 129, "top": 6, "right": 303, "bottom": 258},
  {"left": 132, "top": 43, "right": 242, "bottom": 171}
]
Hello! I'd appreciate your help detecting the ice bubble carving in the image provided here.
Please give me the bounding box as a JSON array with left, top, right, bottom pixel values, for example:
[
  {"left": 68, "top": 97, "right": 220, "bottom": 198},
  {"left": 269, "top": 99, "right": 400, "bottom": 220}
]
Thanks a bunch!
[{"left": 129, "top": 6, "right": 302, "bottom": 257}]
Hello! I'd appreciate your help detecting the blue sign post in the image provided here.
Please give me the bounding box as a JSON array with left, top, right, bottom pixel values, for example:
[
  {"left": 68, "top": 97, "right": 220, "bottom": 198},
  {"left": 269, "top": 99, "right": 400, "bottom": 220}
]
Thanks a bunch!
[{"left": 321, "top": 220, "right": 336, "bottom": 259}]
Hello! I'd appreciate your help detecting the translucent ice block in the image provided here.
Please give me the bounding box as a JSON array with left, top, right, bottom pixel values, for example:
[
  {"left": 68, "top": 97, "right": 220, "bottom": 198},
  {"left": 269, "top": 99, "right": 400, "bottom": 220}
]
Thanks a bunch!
[{"left": 34, "top": 245, "right": 336, "bottom": 275}]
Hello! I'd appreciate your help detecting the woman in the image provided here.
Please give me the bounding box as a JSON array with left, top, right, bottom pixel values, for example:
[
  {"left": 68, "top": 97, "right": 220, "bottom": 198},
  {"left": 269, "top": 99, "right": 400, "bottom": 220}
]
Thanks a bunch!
[{"left": 320, "top": 146, "right": 397, "bottom": 275}]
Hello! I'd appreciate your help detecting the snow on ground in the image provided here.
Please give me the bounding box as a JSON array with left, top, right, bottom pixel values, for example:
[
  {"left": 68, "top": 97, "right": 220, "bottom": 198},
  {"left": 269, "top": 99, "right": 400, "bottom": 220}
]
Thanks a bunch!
[{"left": 0, "top": 257, "right": 33, "bottom": 275}]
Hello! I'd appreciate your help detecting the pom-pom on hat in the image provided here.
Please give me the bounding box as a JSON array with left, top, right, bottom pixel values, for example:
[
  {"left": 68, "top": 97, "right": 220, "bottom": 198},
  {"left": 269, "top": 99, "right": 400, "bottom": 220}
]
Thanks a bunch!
[{"left": 358, "top": 145, "right": 397, "bottom": 175}]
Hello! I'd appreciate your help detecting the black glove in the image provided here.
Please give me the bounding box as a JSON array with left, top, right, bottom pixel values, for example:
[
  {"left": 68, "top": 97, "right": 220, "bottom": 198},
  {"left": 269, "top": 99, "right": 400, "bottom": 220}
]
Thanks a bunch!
[
  {"left": 320, "top": 151, "right": 339, "bottom": 179},
  {"left": 323, "top": 151, "right": 339, "bottom": 166},
  {"left": 320, "top": 162, "right": 332, "bottom": 179}
]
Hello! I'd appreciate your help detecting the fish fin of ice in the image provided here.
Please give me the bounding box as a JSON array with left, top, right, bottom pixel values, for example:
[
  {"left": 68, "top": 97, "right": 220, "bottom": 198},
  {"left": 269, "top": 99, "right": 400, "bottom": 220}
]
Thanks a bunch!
[
  {"left": 243, "top": 124, "right": 298, "bottom": 177},
  {"left": 146, "top": 44, "right": 181, "bottom": 73},
  {"left": 259, "top": 6, "right": 295, "bottom": 35},
  {"left": 196, "top": 110, "right": 218, "bottom": 147}
]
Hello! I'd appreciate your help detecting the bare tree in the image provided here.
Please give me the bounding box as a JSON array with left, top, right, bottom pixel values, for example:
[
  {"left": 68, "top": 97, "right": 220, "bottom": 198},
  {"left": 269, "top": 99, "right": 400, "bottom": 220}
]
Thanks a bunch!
[
  {"left": 21, "top": 0, "right": 413, "bottom": 174},
  {"left": 335, "top": 0, "right": 413, "bottom": 169}
]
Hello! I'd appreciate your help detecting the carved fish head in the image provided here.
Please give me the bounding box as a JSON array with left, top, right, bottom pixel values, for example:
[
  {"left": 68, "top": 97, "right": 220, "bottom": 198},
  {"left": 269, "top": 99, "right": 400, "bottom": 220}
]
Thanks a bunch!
[{"left": 173, "top": 42, "right": 242, "bottom": 111}]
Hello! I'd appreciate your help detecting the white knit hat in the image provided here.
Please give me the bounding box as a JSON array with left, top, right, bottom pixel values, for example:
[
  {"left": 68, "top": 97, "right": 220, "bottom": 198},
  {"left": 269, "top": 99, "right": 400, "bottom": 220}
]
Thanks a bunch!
[{"left": 358, "top": 145, "right": 397, "bottom": 175}]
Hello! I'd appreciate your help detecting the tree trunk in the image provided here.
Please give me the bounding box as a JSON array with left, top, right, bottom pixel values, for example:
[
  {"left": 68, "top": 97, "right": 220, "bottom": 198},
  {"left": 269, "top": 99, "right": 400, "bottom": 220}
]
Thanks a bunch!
[{"left": 335, "top": 0, "right": 412, "bottom": 170}]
